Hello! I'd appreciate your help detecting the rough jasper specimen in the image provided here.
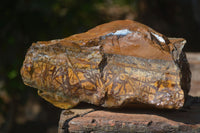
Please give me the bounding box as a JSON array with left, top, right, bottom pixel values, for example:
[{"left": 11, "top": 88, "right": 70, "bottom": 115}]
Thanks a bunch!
[{"left": 21, "top": 20, "right": 191, "bottom": 109}]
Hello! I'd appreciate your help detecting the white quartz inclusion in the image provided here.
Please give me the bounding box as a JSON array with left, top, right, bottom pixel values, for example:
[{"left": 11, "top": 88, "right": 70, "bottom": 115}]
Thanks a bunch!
[
  {"left": 101, "top": 29, "right": 132, "bottom": 39},
  {"left": 151, "top": 32, "right": 165, "bottom": 43},
  {"left": 113, "top": 29, "right": 132, "bottom": 36}
]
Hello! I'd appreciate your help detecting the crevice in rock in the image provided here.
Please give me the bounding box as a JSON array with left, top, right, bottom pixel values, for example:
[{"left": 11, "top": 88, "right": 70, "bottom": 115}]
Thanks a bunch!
[
  {"left": 98, "top": 54, "right": 107, "bottom": 75},
  {"left": 98, "top": 46, "right": 108, "bottom": 77}
]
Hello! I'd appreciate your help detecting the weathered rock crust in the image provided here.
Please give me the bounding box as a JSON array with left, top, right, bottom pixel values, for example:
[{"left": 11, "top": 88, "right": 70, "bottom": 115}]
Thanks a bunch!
[{"left": 21, "top": 20, "right": 191, "bottom": 109}]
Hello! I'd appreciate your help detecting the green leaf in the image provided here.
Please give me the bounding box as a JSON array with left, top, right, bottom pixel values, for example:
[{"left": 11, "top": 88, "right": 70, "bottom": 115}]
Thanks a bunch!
[{"left": 8, "top": 70, "right": 17, "bottom": 79}]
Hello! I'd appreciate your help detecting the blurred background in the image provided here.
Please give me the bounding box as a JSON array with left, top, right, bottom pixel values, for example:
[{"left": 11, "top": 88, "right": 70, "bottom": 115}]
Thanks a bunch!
[{"left": 1, "top": 0, "right": 200, "bottom": 132}]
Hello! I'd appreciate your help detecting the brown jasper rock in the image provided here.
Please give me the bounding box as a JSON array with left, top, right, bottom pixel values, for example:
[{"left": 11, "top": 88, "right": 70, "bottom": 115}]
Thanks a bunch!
[{"left": 21, "top": 20, "right": 191, "bottom": 109}]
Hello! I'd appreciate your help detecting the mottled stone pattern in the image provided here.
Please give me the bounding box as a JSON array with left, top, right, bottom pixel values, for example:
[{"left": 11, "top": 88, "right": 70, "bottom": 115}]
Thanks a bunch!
[
  {"left": 102, "top": 54, "right": 184, "bottom": 108},
  {"left": 21, "top": 43, "right": 104, "bottom": 109},
  {"left": 21, "top": 20, "right": 191, "bottom": 109}
]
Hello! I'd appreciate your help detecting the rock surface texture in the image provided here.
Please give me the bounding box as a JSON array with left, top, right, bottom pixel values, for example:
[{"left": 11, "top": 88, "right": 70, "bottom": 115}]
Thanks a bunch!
[
  {"left": 21, "top": 20, "right": 191, "bottom": 110},
  {"left": 58, "top": 53, "right": 200, "bottom": 133},
  {"left": 59, "top": 104, "right": 200, "bottom": 133}
]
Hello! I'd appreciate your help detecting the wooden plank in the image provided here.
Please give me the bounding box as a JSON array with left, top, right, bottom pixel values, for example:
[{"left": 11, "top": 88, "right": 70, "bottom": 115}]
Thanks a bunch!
[
  {"left": 64, "top": 105, "right": 200, "bottom": 132},
  {"left": 58, "top": 52, "right": 200, "bottom": 133},
  {"left": 59, "top": 104, "right": 200, "bottom": 133},
  {"left": 187, "top": 53, "right": 200, "bottom": 96}
]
